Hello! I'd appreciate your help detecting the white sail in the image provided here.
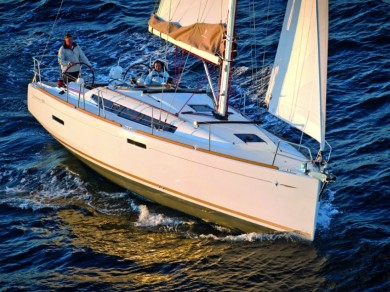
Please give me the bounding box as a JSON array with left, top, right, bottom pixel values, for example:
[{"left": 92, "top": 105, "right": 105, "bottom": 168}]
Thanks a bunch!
[
  {"left": 265, "top": 0, "right": 328, "bottom": 150},
  {"left": 148, "top": 0, "right": 229, "bottom": 65}
]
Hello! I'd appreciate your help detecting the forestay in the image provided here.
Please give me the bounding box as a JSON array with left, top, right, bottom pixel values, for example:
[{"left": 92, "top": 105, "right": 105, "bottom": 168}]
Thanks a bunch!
[
  {"left": 265, "top": 0, "right": 329, "bottom": 150},
  {"left": 148, "top": 0, "right": 229, "bottom": 65}
]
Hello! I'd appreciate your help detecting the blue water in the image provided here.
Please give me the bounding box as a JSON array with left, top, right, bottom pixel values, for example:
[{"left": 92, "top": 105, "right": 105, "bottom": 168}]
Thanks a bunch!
[{"left": 1, "top": 0, "right": 389, "bottom": 290}]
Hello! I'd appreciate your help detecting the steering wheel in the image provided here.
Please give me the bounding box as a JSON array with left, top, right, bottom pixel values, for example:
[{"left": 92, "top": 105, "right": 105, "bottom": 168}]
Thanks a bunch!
[
  {"left": 63, "top": 62, "right": 95, "bottom": 87},
  {"left": 123, "top": 63, "right": 151, "bottom": 84}
]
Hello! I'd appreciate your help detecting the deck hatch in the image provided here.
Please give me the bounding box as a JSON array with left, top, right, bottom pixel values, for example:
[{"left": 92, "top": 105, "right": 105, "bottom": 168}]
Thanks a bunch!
[
  {"left": 188, "top": 104, "right": 214, "bottom": 112},
  {"left": 234, "top": 133, "right": 265, "bottom": 143}
]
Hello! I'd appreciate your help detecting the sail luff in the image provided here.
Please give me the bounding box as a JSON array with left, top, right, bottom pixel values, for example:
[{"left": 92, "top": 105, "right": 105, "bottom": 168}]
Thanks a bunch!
[{"left": 265, "top": 0, "right": 329, "bottom": 147}]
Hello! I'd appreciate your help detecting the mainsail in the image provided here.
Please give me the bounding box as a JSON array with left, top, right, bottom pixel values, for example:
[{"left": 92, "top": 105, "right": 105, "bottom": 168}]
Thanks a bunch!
[
  {"left": 148, "top": 0, "right": 229, "bottom": 65},
  {"left": 265, "top": 0, "right": 329, "bottom": 150}
]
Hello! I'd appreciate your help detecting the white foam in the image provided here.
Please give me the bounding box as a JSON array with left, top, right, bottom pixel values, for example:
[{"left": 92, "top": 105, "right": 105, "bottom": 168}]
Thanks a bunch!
[
  {"left": 86, "top": 191, "right": 131, "bottom": 215},
  {"left": 134, "top": 204, "right": 193, "bottom": 229},
  {"left": 317, "top": 189, "right": 339, "bottom": 230},
  {"left": 130, "top": 200, "right": 141, "bottom": 212},
  {"left": 1, "top": 196, "right": 60, "bottom": 211},
  {"left": 98, "top": 191, "right": 128, "bottom": 199},
  {"left": 135, "top": 205, "right": 174, "bottom": 226},
  {"left": 197, "top": 231, "right": 302, "bottom": 242},
  {"left": 1, "top": 164, "right": 92, "bottom": 211}
]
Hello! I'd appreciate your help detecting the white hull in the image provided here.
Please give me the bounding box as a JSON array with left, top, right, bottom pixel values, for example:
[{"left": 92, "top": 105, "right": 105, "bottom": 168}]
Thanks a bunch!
[{"left": 28, "top": 82, "right": 325, "bottom": 240}]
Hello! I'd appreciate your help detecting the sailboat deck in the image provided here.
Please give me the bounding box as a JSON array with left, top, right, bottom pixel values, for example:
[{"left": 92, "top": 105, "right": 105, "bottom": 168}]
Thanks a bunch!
[{"left": 35, "top": 81, "right": 313, "bottom": 175}]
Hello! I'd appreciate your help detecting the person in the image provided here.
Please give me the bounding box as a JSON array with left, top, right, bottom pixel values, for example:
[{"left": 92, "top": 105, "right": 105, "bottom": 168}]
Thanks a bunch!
[
  {"left": 58, "top": 33, "right": 93, "bottom": 83},
  {"left": 145, "top": 60, "right": 171, "bottom": 86}
]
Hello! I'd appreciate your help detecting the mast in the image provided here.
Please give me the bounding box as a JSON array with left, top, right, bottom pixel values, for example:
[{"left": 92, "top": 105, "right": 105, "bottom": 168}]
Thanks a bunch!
[{"left": 216, "top": 0, "right": 237, "bottom": 119}]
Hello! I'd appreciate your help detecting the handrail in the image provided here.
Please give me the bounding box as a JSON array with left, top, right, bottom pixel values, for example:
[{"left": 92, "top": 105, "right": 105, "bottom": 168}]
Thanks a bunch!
[
  {"left": 194, "top": 120, "right": 262, "bottom": 128},
  {"left": 325, "top": 140, "right": 333, "bottom": 162},
  {"left": 33, "top": 55, "right": 59, "bottom": 84},
  {"left": 32, "top": 55, "right": 94, "bottom": 87},
  {"left": 193, "top": 120, "right": 315, "bottom": 165},
  {"left": 193, "top": 120, "right": 263, "bottom": 151},
  {"left": 32, "top": 55, "right": 90, "bottom": 112},
  {"left": 272, "top": 140, "right": 313, "bottom": 166}
]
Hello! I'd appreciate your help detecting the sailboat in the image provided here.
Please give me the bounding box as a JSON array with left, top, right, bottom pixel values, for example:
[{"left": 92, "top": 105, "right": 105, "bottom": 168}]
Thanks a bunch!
[{"left": 27, "top": 0, "right": 335, "bottom": 240}]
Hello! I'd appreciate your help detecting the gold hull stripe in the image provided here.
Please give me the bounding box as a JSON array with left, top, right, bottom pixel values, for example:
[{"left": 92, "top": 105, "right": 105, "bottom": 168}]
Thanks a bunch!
[{"left": 48, "top": 129, "right": 304, "bottom": 236}]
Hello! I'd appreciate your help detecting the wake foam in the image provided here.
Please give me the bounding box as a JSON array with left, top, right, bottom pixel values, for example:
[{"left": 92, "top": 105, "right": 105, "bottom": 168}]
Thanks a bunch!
[
  {"left": 131, "top": 204, "right": 305, "bottom": 242},
  {"left": 135, "top": 205, "right": 182, "bottom": 227},
  {"left": 132, "top": 204, "right": 194, "bottom": 231},
  {"left": 1, "top": 163, "right": 91, "bottom": 211},
  {"left": 317, "top": 189, "right": 339, "bottom": 231},
  {"left": 197, "top": 231, "right": 302, "bottom": 243}
]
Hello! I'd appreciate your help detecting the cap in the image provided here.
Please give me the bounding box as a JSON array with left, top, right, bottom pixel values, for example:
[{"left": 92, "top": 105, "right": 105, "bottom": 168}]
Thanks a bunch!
[{"left": 64, "top": 33, "right": 72, "bottom": 39}]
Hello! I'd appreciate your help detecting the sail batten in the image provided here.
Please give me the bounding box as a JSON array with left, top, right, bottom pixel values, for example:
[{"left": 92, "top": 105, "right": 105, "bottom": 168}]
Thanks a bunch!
[
  {"left": 265, "top": 0, "right": 328, "bottom": 148},
  {"left": 148, "top": 0, "right": 229, "bottom": 64}
]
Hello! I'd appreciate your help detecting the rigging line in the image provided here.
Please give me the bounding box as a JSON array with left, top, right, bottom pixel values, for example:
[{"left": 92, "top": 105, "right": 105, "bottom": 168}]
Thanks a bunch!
[
  {"left": 171, "top": 0, "right": 181, "bottom": 22},
  {"left": 160, "top": 0, "right": 179, "bottom": 123},
  {"left": 163, "top": 49, "right": 191, "bottom": 122},
  {"left": 159, "top": 34, "right": 174, "bottom": 123},
  {"left": 177, "top": 78, "right": 208, "bottom": 115},
  {"left": 153, "top": 0, "right": 159, "bottom": 14},
  {"left": 160, "top": 43, "right": 168, "bottom": 124},
  {"left": 198, "top": 0, "right": 208, "bottom": 23},
  {"left": 176, "top": 50, "right": 191, "bottom": 88},
  {"left": 177, "top": 57, "right": 214, "bottom": 115},
  {"left": 299, "top": 131, "right": 304, "bottom": 147},
  {"left": 163, "top": 39, "right": 169, "bottom": 70},
  {"left": 249, "top": 0, "right": 258, "bottom": 92},
  {"left": 39, "top": 0, "right": 64, "bottom": 64},
  {"left": 220, "top": 0, "right": 223, "bottom": 23},
  {"left": 260, "top": 0, "right": 272, "bottom": 107}
]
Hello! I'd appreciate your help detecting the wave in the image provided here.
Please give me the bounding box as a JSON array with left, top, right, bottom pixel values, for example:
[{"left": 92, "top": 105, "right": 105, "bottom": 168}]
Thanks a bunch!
[
  {"left": 357, "top": 94, "right": 390, "bottom": 112},
  {"left": 196, "top": 232, "right": 304, "bottom": 243},
  {"left": 128, "top": 190, "right": 338, "bottom": 242},
  {"left": 134, "top": 204, "right": 194, "bottom": 230}
]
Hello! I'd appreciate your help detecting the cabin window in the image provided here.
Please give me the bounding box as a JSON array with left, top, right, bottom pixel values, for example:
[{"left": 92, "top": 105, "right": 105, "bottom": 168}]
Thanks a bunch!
[
  {"left": 52, "top": 115, "right": 64, "bottom": 125},
  {"left": 234, "top": 133, "right": 265, "bottom": 143},
  {"left": 91, "top": 95, "right": 177, "bottom": 133},
  {"left": 127, "top": 138, "right": 147, "bottom": 149},
  {"left": 118, "top": 108, "right": 177, "bottom": 133}
]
